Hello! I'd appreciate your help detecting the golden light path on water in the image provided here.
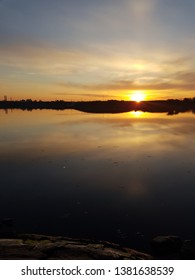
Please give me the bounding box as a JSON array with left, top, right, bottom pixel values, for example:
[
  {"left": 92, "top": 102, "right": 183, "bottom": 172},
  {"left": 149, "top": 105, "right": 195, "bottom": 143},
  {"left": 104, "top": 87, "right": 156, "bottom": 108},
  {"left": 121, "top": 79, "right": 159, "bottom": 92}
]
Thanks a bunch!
[{"left": 129, "top": 111, "right": 144, "bottom": 118}]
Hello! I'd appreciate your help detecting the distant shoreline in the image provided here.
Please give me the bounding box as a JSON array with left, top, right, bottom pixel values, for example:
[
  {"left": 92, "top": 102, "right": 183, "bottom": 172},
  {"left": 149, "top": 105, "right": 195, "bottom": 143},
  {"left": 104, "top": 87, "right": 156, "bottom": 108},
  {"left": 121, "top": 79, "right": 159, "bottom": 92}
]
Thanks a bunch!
[{"left": 1, "top": 99, "right": 195, "bottom": 114}]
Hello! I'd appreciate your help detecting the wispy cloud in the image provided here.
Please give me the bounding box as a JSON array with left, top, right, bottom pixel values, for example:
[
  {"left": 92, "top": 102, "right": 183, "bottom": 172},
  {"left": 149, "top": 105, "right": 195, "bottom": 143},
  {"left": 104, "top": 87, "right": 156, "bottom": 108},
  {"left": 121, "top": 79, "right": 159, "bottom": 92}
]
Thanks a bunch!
[
  {"left": 0, "top": 43, "right": 91, "bottom": 74},
  {"left": 59, "top": 70, "right": 195, "bottom": 92},
  {"left": 53, "top": 92, "right": 119, "bottom": 99},
  {"left": 0, "top": 36, "right": 195, "bottom": 100}
]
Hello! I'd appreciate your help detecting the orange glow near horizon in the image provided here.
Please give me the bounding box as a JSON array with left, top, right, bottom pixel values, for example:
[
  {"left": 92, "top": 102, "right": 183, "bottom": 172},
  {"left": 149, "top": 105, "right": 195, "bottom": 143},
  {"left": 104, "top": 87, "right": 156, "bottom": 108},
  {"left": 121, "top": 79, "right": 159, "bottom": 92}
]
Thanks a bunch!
[{"left": 130, "top": 90, "right": 146, "bottom": 102}]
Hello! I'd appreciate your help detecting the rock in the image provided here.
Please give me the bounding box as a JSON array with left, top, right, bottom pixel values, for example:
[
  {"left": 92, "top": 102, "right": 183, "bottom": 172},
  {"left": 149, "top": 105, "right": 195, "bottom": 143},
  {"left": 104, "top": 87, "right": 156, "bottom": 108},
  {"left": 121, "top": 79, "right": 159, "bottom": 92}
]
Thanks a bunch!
[
  {"left": 1, "top": 232, "right": 192, "bottom": 260},
  {"left": 151, "top": 235, "right": 183, "bottom": 255},
  {"left": 0, "top": 234, "right": 153, "bottom": 260},
  {"left": 0, "top": 239, "right": 44, "bottom": 259}
]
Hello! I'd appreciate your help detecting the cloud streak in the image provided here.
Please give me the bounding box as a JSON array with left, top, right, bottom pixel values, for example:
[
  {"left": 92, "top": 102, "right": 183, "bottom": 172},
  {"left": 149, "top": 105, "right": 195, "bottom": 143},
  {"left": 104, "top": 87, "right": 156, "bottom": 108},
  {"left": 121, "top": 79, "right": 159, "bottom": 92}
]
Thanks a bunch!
[
  {"left": 59, "top": 70, "right": 195, "bottom": 92},
  {"left": 0, "top": 0, "right": 195, "bottom": 103},
  {"left": 53, "top": 92, "right": 119, "bottom": 100}
]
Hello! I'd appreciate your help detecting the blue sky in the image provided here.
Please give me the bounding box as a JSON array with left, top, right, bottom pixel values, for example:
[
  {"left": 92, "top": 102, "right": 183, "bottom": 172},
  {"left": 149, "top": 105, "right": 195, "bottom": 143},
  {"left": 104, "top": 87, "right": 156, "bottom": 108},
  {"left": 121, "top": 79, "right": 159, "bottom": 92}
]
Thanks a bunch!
[{"left": 0, "top": 0, "right": 195, "bottom": 100}]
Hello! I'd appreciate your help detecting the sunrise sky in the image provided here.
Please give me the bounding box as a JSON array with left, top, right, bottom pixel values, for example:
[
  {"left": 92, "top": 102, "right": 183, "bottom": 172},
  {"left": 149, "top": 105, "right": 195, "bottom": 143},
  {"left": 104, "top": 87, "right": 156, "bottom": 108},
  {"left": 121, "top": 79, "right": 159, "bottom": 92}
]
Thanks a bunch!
[{"left": 0, "top": 0, "right": 195, "bottom": 101}]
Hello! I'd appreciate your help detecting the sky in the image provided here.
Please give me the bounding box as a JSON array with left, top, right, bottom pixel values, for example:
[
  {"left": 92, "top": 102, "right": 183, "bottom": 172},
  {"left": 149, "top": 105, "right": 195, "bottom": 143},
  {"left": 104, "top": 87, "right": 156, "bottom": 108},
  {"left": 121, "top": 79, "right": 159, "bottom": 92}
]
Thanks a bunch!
[{"left": 0, "top": 0, "right": 195, "bottom": 101}]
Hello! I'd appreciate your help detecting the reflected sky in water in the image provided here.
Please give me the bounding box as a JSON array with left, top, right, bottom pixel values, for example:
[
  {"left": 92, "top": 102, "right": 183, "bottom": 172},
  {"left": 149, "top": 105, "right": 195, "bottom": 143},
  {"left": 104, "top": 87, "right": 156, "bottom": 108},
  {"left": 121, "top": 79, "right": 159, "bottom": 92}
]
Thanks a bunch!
[{"left": 0, "top": 109, "right": 195, "bottom": 250}]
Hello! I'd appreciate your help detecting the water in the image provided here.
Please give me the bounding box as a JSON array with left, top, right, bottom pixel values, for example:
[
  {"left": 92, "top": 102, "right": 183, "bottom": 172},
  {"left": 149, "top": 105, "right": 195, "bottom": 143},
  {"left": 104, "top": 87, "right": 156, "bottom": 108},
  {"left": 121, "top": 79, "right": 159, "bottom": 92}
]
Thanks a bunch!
[{"left": 0, "top": 109, "right": 195, "bottom": 251}]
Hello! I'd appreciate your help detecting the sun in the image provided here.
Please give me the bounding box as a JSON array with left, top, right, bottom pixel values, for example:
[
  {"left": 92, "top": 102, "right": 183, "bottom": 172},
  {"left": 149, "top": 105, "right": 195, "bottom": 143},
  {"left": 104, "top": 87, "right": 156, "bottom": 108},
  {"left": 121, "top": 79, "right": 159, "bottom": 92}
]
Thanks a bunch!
[{"left": 131, "top": 90, "right": 145, "bottom": 102}]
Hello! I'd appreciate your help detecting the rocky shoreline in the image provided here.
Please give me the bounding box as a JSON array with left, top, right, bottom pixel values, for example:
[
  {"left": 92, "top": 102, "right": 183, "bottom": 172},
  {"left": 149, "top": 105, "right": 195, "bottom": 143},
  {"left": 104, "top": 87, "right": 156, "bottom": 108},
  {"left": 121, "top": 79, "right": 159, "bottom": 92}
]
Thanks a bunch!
[
  {"left": 0, "top": 233, "right": 194, "bottom": 260},
  {"left": 0, "top": 233, "right": 153, "bottom": 260},
  {"left": 0, "top": 219, "right": 194, "bottom": 259}
]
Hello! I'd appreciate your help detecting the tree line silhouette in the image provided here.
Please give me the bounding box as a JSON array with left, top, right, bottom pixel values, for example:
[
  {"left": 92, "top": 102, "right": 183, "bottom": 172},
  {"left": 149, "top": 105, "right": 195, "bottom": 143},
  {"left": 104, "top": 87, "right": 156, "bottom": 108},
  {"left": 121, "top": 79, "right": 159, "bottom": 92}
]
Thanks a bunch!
[{"left": 1, "top": 98, "right": 195, "bottom": 114}]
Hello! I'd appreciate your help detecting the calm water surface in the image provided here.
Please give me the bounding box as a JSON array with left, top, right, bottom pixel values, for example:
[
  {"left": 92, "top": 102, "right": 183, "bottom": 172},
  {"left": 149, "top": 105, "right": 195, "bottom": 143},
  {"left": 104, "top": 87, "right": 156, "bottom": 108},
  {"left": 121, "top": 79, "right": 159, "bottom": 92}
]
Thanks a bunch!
[{"left": 1, "top": 109, "right": 195, "bottom": 250}]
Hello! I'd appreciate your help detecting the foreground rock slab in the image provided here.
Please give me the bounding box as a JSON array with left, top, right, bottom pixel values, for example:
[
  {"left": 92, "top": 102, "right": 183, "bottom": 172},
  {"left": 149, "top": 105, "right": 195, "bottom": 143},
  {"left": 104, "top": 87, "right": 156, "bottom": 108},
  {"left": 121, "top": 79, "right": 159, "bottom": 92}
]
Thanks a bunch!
[{"left": 0, "top": 234, "right": 153, "bottom": 260}]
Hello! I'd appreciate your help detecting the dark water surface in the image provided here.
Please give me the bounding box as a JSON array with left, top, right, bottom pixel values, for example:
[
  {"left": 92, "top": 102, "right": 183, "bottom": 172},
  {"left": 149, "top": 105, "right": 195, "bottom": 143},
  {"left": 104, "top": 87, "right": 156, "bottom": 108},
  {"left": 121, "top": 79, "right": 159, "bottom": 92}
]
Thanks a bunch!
[{"left": 1, "top": 109, "right": 195, "bottom": 251}]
